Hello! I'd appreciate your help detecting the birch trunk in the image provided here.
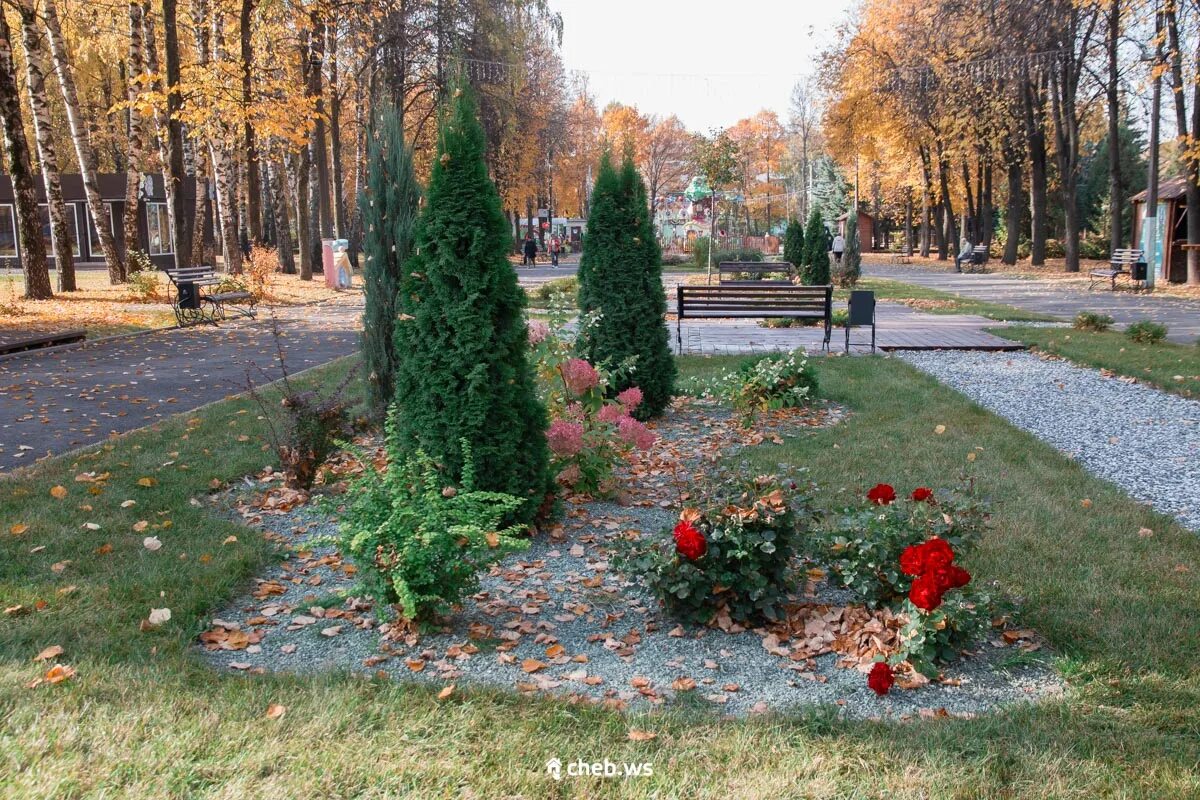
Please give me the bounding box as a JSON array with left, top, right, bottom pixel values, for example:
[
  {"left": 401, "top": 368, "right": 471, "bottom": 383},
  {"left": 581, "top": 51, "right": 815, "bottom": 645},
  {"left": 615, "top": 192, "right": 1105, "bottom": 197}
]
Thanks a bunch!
[
  {"left": 200, "top": 0, "right": 241, "bottom": 273},
  {"left": 240, "top": 0, "right": 261, "bottom": 243},
  {"left": 17, "top": 0, "right": 74, "bottom": 291},
  {"left": 124, "top": 0, "right": 145, "bottom": 258},
  {"left": 270, "top": 157, "right": 295, "bottom": 274},
  {"left": 0, "top": 9, "right": 50, "bottom": 298},
  {"left": 161, "top": 0, "right": 192, "bottom": 269},
  {"left": 42, "top": 0, "right": 124, "bottom": 282}
]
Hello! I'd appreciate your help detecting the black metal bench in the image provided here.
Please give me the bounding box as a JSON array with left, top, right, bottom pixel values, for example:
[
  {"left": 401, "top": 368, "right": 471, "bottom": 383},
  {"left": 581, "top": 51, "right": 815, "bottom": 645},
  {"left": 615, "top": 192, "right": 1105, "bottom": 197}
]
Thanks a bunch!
[
  {"left": 164, "top": 266, "right": 257, "bottom": 326},
  {"left": 718, "top": 261, "right": 796, "bottom": 285},
  {"left": 963, "top": 244, "right": 989, "bottom": 272},
  {"left": 676, "top": 284, "right": 832, "bottom": 351},
  {"left": 1089, "top": 248, "right": 1146, "bottom": 291}
]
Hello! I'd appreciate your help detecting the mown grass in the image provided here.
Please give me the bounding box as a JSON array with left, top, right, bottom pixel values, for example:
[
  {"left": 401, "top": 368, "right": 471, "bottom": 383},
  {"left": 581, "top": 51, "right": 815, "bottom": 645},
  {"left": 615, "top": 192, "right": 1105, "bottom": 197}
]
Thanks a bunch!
[
  {"left": 0, "top": 354, "right": 1197, "bottom": 798},
  {"left": 846, "top": 277, "right": 1060, "bottom": 322},
  {"left": 996, "top": 324, "right": 1200, "bottom": 399}
]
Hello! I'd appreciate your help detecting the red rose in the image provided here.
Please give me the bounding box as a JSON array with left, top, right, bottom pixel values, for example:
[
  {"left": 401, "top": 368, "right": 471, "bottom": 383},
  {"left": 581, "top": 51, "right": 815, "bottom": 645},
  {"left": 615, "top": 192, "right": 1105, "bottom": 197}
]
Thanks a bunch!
[
  {"left": 920, "top": 537, "right": 955, "bottom": 571},
  {"left": 674, "top": 525, "right": 707, "bottom": 561},
  {"left": 909, "top": 572, "right": 943, "bottom": 611},
  {"left": 933, "top": 564, "right": 971, "bottom": 591},
  {"left": 911, "top": 487, "right": 934, "bottom": 502},
  {"left": 867, "top": 483, "right": 897, "bottom": 505},
  {"left": 867, "top": 661, "right": 894, "bottom": 696},
  {"left": 673, "top": 520, "right": 700, "bottom": 542},
  {"left": 899, "top": 543, "right": 927, "bottom": 576}
]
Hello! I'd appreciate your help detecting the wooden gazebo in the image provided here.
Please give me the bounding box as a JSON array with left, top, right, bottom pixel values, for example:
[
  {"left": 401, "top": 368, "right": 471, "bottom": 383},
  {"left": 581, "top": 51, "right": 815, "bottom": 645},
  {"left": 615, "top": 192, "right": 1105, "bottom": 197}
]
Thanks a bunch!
[{"left": 1130, "top": 177, "right": 1190, "bottom": 284}]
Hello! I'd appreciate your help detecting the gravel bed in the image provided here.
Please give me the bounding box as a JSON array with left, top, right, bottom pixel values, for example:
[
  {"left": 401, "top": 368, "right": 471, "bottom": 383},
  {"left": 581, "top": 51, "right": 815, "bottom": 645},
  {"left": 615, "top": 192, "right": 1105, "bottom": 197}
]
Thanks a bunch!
[
  {"left": 198, "top": 400, "right": 1063, "bottom": 720},
  {"left": 897, "top": 350, "right": 1200, "bottom": 530}
]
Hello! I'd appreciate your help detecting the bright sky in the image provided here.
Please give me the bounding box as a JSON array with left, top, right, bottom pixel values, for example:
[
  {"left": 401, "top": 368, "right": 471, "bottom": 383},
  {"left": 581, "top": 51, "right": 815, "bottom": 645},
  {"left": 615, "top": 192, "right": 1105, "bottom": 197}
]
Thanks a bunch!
[{"left": 551, "top": 0, "right": 858, "bottom": 132}]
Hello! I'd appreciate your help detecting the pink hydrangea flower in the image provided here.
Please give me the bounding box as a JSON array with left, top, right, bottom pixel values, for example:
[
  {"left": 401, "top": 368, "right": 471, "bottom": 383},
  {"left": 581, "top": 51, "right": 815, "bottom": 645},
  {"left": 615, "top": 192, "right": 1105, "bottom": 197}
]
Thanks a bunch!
[
  {"left": 527, "top": 321, "right": 550, "bottom": 345},
  {"left": 618, "top": 416, "right": 657, "bottom": 451},
  {"left": 560, "top": 358, "right": 600, "bottom": 396},
  {"left": 616, "top": 387, "right": 643, "bottom": 411},
  {"left": 546, "top": 419, "right": 584, "bottom": 457},
  {"left": 597, "top": 403, "right": 627, "bottom": 424}
]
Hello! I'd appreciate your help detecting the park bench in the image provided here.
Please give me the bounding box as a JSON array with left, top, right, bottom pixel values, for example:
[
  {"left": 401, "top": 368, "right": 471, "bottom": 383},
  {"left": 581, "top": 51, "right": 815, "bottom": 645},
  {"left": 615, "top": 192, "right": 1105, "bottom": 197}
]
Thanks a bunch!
[
  {"left": 961, "top": 244, "right": 989, "bottom": 272},
  {"left": 165, "top": 266, "right": 257, "bottom": 326},
  {"left": 890, "top": 251, "right": 912, "bottom": 265},
  {"left": 676, "top": 284, "right": 832, "bottom": 352},
  {"left": 717, "top": 261, "right": 796, "bottom": 285},
  {"left": 1089, "top": 248, "right": 1147, "bottom": 291}
]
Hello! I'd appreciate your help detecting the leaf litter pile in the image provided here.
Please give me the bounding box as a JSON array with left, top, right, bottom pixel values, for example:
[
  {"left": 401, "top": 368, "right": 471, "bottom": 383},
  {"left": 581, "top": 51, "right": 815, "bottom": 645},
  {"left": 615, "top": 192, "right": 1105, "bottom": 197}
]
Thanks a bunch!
[{"left": 198, "top": 397, "right": 1061, "bottom": 719}]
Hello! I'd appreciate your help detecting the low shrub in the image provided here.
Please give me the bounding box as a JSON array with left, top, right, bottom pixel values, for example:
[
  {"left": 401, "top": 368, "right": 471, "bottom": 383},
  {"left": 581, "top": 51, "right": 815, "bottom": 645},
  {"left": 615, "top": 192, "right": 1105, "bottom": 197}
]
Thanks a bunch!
[
  {"left": 660, "top": 253, "right": 690, "bottom": 267},
  {"left": 127, "top": 249, "right": 154, "bottom": 274},
  {"left": 1043, "top": 238, "right": 1066, "bottom": 259},
  {"left": 759, "top": 309, "right": 848, "bottom": 329},
  {"left": 339, "top": 443, "right": 528, "bottom": 621},
  {"left": 1078, "top": 236, "right": 1110, "bottom": 261},
  {"left": 1125, "top": 319, "right": 1167, "bottom": 344},
  {"left": 813, "top": 482, "right": 988, "bottom": 608},
  {"left": 245, "top": 246, "right": 278, "bottom": 300},
  {"left": 126, "top": 269, "right": 160, "bottom": 302},
  {"left": 529, "top": 275, "right": 578, "bottom": 306},
  {"left": 721, "top": 350, "right": 818, "bottom": 420},
  {"left": 1073, "top": 311, "right": 1114, "bottom": 332},
  {"left": 691, "top": 238, "right": 766, "bottom": 270},
  {"left": 615, "top": 475, "right": 808, "bottom": 624}
]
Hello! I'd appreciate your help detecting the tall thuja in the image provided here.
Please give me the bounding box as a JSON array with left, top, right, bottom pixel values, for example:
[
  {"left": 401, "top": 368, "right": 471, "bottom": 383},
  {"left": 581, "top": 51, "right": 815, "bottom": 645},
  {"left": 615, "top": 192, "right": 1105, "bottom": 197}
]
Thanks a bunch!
[
  {"left": 392, "top": 82, "right": 549, "bottom": 521},
  {"left": 360, "top": 101, "right": 421, "bottom": 418},
  {"left": 578, "top": 151, "right": 676, "bottom": 418},
  {"left": 801, "top": 208, "right": 830, "bottom": 285},
  {"left": 839, "top": 207, "right": 862, "bottom": 287},
  {"left": 783, "top": 217, "right": 805, "bottom": 275}
]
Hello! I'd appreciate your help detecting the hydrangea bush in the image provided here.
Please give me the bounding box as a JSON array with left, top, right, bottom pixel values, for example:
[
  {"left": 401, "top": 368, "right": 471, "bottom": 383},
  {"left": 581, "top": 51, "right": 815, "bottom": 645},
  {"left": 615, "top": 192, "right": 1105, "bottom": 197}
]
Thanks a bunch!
[{"left": 529, "top": 303, "right": 655, "bottom": 496}]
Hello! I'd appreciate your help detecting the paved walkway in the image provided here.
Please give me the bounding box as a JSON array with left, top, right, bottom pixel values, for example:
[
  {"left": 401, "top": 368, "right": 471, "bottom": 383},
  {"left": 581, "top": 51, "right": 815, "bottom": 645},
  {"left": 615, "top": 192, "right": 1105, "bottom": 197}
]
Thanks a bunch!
[
  {"left": 672, "top": 303, "right": 1020, "bottom": 355},
  {"left": 866, "top": 262, "right": 1200, "bottom": 343},
  {"left": 0, "top": 299, "right": 361, "bottom": 474}
]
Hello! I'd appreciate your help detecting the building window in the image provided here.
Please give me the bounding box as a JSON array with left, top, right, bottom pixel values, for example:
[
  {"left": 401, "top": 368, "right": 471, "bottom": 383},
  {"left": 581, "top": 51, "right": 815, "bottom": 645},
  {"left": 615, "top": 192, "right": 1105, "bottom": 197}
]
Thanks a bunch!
[
  {"left": 147, "top": 202, "right": 173, "bottom": 255},
  {"left": 38, "top": 204, "right": 80, "bottom": 257},
  {"left": 0, "top": 205, "right": 15, "bottom": 257},
  {"left": 85, "top": 202, "right": 115, "bottom": 258}
]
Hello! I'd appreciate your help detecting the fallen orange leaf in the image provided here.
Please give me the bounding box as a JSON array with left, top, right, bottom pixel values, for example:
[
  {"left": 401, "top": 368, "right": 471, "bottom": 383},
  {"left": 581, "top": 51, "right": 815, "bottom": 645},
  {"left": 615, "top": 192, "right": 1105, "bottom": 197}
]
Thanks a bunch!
[
  {"left": 33, "top": 645, "right": 64, "bottom": 662},
  {"left": 265, "top": 703, "right": 286, "bottom": 719}
]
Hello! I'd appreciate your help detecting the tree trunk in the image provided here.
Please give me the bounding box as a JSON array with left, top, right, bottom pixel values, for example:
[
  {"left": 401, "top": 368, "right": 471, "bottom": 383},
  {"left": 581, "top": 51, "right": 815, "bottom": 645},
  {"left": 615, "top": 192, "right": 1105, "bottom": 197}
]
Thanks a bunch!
[
  {"left": 124, "top": 0, "right": 145, "bottom": 260},
  {"left": 937, "top": 141, "right": 957, "bottom": 265},
  {"left": 981, "top": 158, "right": 994, "bottom": 253},
  {"left": 161, "top": 0, "right": 191, "bottom": 270},
  {"left": 292, "top": 147, "right": 313, "bottom": 280},
  {"left": 205, "top": 6, "right": 242, "bottom": 274},
  {"left": 904, "top": 187, "right": 913, "bottom": 256},
  {"left": 240, "top": 0, "right": 261, "bottom": 243},
  {"left": 919, "top": 145, "right": 931, "bottom": 257},
  {"left": 327, "top": 24, "right": 346, "bottom": 238},
  {"left": 307, "top": 15, "right": 332, "bottom": 239},
  {"left": 1170, "top": 3, "right": 1200, "bottom": 285},
  {"left": 42, "top": 0, "right": 124, "bottom": 282},
  {"left": 1004, "top": 146, "right": 1022, "bottom": 265},
  {"left": 1024, "top": 77, "right": 1049, "bottom": 266},
  {"left": 270, "top": 157, "right": 295, "bottom": 274},
  {"left": 961, "top": 159, "right": 975, "bottom": 242},
  {"left": 17, "top": 0, "right": 74, "bottom": 292},
  {"left": 1106, "top": 0, "right": 1123, "bottom": 254},
  {"left": 0, "top": 10, "right": 50, "bottom": 299}
]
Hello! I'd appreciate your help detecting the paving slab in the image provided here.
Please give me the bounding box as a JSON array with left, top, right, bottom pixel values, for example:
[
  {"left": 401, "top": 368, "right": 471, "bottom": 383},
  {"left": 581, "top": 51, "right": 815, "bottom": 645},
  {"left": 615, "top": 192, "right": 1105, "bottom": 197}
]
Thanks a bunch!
[{"left": 866, "top": 262, "right": 1200, "bottom": 343}]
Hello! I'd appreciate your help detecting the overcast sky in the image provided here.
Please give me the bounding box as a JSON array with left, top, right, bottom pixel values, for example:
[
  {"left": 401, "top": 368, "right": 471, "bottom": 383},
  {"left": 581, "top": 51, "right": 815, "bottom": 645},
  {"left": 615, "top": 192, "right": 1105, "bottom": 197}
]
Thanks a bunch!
[{"left": 550, "top": 0, "right": 858, "bottom": 131}]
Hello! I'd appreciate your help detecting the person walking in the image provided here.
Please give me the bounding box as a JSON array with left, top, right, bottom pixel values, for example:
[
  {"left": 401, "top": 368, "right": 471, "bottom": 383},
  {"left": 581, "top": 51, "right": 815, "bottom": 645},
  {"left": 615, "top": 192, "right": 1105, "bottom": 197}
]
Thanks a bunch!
[
  {"left": 831, "top": 231, "right": 846, "bottom": 265},
  {"left": 549, "top": 234, "right": 561, "bottom": 267},
  {"left": 522, "top": 234, "right": 538, "bottom": 266}
]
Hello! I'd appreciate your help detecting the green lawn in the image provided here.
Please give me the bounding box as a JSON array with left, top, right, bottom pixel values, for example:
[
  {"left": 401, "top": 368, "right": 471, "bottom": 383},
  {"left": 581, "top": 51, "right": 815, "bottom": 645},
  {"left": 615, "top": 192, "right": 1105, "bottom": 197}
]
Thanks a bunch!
[
  {"left": 1, "top": 354, "right": 1197, "bottom": 798},
  {"left": 996, "top": 325, "right": 1200, "bottom": 399},
  {"left": 847, "top": 278, "right": 1060, "bottom": 322}
]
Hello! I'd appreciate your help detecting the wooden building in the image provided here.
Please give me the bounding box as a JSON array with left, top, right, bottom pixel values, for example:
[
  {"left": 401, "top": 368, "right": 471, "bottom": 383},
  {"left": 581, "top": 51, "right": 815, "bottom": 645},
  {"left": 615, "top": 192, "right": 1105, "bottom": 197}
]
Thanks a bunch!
[
  {"left": 0, "top": 173, "right": 214, "bottom": 271},
  {"left": 1130, "top": 177, "right": 1189, "bottom": 284},
  {"left": 836, "top": 209, "right": 875, "bottom": 251}
]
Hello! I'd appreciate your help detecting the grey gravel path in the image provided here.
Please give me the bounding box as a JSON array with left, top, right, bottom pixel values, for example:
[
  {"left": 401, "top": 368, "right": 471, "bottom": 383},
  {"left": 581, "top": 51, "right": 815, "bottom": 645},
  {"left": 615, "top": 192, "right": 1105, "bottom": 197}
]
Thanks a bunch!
[{"left": 897, "top": 350, "right": 1200, "bottom": 530}]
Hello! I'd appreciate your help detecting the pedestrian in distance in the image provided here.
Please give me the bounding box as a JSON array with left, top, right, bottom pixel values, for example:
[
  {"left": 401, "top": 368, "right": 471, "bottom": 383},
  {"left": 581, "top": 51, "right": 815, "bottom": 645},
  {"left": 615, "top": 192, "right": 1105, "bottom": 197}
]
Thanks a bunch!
[
  {"left": 831, "top": 231, "right": 845, "bottom": 265},
  {"left": 522, "top": 234, "right": 538, "bottom": 266}
]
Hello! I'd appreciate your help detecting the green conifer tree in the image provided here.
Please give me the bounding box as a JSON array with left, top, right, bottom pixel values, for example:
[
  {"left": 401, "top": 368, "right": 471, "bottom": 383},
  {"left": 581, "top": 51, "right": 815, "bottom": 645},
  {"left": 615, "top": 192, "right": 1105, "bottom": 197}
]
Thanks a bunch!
[
  {"left": 360, "top": 101, "right": 421, "bottom": 418},
  {"left": 783, "top": 217, "right": 805, "bottom": 278},
  {"left": 801, "top": 208, "right": 830, "bottom": 285},
  {"left": 578, "top": 150, "right": 676, "bottom": 418},
  {"left": 839, "top": 208, "right": 862, "bottom": 287},
  {"left": 392, "top": 81, "right": 549, "bottom": 521}
]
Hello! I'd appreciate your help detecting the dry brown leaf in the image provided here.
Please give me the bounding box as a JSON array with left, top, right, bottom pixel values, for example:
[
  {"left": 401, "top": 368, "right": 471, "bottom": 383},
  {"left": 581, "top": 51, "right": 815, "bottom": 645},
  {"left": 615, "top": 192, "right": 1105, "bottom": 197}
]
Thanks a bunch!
[
  {"left": 671, "top": 676, "right": 696, "bottom": 692},
  {"left": 437, "top": 685, "right": 456, "bottom": 700},
  {"left": 627, "top": 730, "right": 657, "bottom": 741},
  {"left": 265, "top": 703, "right": 286, "bottom": 719},
  {"left": 521, "top": 658, "right": 547, "bottom": 673},
  {"left": 44, "top": 664, "right": 76, "bottom": 684},
  {"left": 10, "top": 523, "right": 29, "bottom": 535},
  {"left": 33, "top": 645, "right": 64, "bottom": 662},
  {"left": 49, "top": 485, "right": 68, "bottom": 499}
]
